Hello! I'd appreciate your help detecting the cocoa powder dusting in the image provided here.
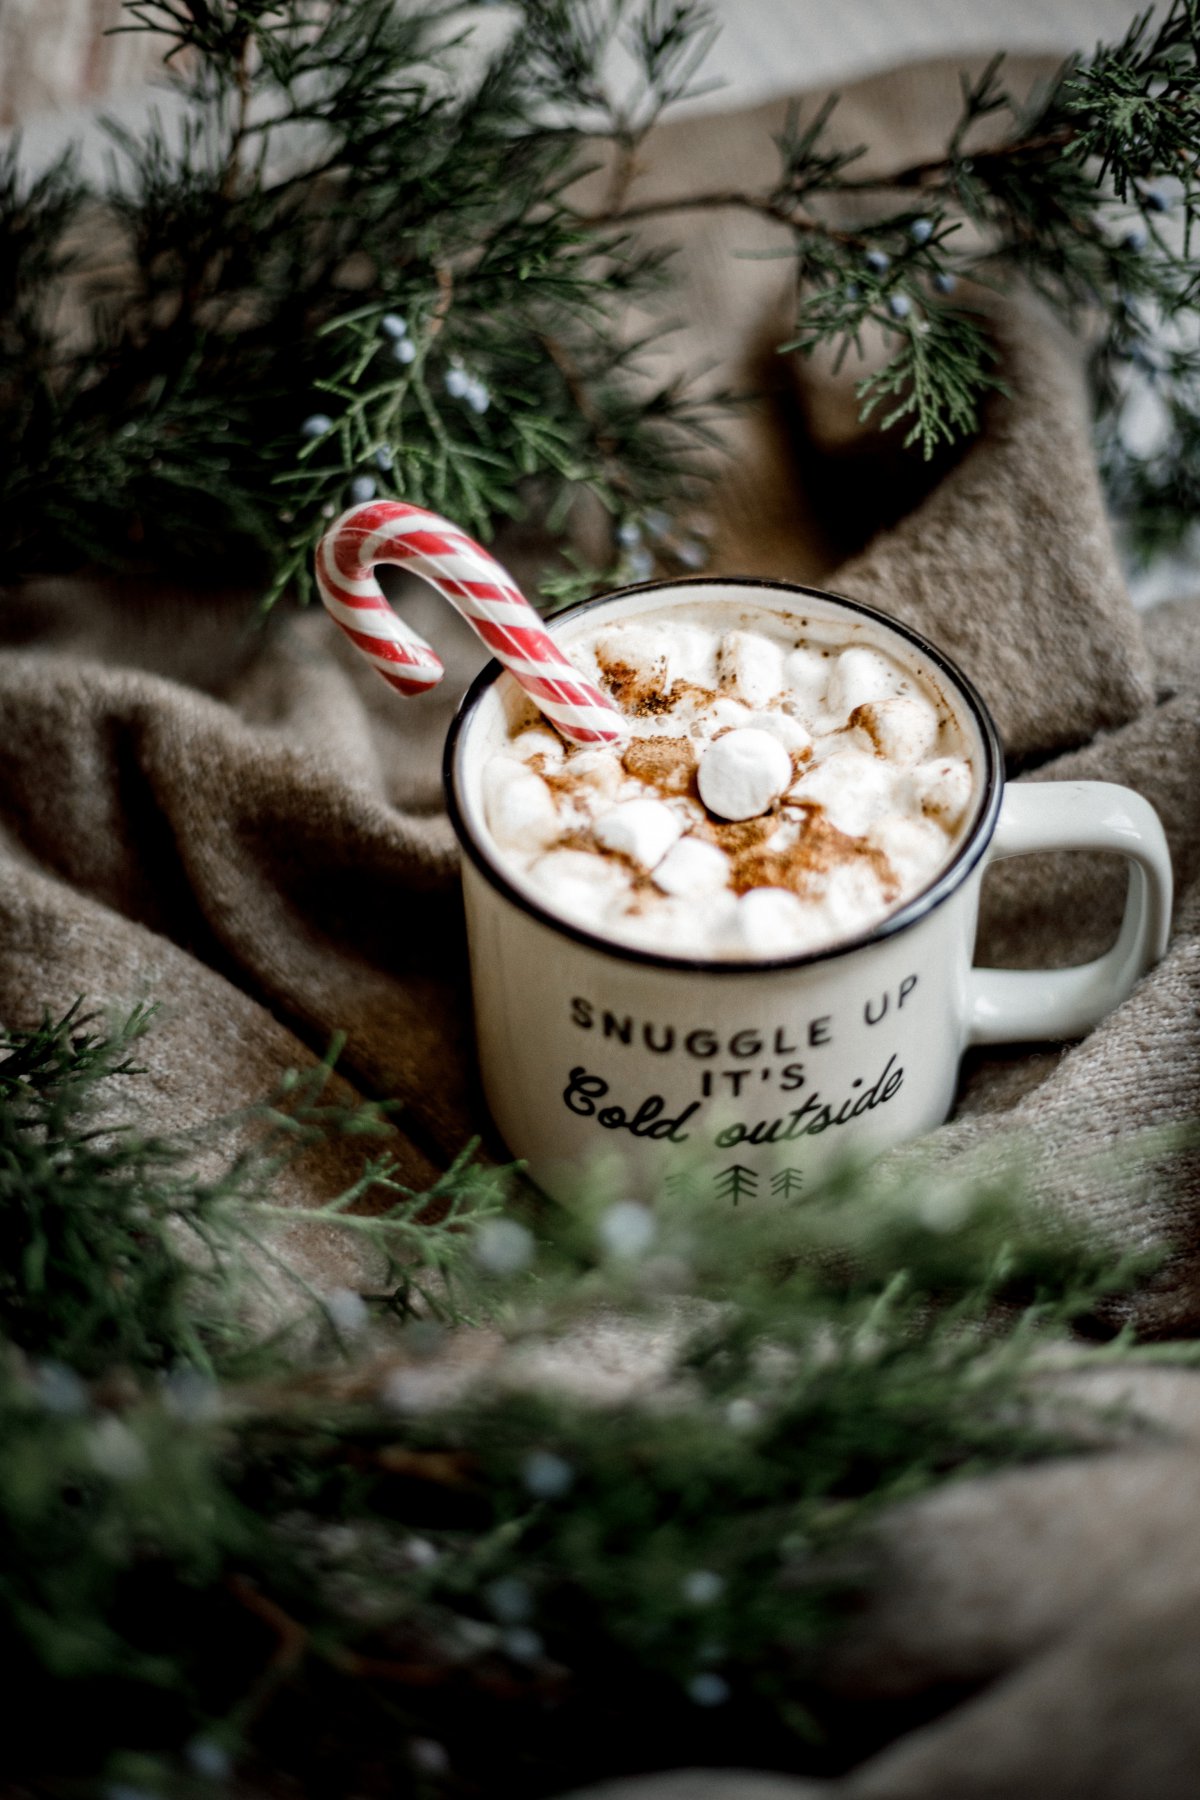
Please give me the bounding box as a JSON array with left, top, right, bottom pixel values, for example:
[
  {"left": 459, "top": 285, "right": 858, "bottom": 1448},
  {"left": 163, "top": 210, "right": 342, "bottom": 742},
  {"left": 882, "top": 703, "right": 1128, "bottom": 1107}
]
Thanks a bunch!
[
  {"left": 596, "top": 650, "right": 715, "bottom": 721},
  {"left": 847, "top": 704, "right": 887, "bottom": 756},
  {"left": 724, "top": 803, "right": 899, "bottom": 901},
  {"left": 596, "top": 655, "right": 666, "bottom": 711},
  {"left": 706, "top": 815, "right": 777, "bottom": 856},
  {"left": 620, "top": 735, "right": 697, "bottom": 798},
  {"left": 665, "top": 678, "right": 716, "bottom": 712},
  {"left": 554, "top": 826, "right": 659, "bottom": 896},
  {"left": 540, "top": 763, "right": 588, "bottom": 799}
]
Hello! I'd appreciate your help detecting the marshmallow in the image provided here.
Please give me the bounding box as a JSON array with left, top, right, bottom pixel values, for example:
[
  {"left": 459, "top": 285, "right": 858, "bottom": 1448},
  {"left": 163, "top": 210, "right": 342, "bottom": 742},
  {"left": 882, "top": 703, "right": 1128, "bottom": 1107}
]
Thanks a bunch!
[
  {"left": 904, "top": 757, "right": 974, "bottom": 829},
  {"left": 697, "top": 728, "right": 793, "bottom": 821},
  {"left": 652, "top": 835, "right": 731, "bottom": 898},
  {"left": 852, "top": 696, "right": 939, "bottom": 765},
  {"left": 508, "top": 726, "right": 565, "bottom": 767},
  {"left": 591, "top": 619, "right": 717, "bottom": 697},
  {"left": 528, "top": 848, "right": 631, "bottom": 915},
  {"left": 812, "top": 861, "right": 891, "bottom": 938},
  {"left": 721, "top": 888, "right": 815, "bottom": 958},
  {"left": 484, "top": 761, "right": 560, "bottom": 851},
  {"left": 590, "top": 619, "right": 683, "bottom": 702},
  {"left": 826, "top": 646, "right": 908, "bottom": 720},
  {"left": 662, "top": 621, "right": 719, "bottom": 686},
  {"left": 836, "top": 721, "right": 879, "bottom": 759},
  {"left": 747, "top": 709, "right": 813, "bottom": 757},
  {"left": 782, "top": 645, "right": 832, "bottom": 715},
  {"left": 788, "top": 749, "right": 896, "bottom": 836},
  {"left": 562, "top": 746, "right": 624, "bottom": 796},
  {"left": 693, "top": 697, "right": 754, "bottom": 739},
  {"left": 592, "top": 623, "right": 669, "bottom": 687},
  {"left": 607, "top": 892, "right": 738, "bottom": 955},
  {"left": 868, "top": 814, "right": 948, "bottom": 891},
  {"left": 718, "top": 630, "right": 784, "bottom": 707},
  {"left": 593, "top": 798, "right": 682, "bottom": 869}
]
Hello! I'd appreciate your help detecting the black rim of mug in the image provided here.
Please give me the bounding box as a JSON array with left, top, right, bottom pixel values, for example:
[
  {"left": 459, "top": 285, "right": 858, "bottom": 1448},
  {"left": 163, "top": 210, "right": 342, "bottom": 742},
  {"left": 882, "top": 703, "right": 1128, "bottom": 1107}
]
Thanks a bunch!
[{"left": 442, "top": 576, "right": 1005, "bottom": 976}]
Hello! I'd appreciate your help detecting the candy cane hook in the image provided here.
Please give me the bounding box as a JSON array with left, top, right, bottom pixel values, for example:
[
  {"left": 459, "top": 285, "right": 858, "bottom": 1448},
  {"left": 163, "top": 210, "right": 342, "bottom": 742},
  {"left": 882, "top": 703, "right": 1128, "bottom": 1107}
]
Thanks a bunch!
[{"left": 315, "top": 500, "right": 626, "bottom": 746}]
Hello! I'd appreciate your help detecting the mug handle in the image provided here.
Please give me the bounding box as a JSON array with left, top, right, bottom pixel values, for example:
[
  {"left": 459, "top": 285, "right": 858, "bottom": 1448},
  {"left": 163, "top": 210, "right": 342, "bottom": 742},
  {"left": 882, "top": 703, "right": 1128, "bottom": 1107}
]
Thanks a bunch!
[{"left": 967, "top": 781, "right": 1173, "bottom": 1046}]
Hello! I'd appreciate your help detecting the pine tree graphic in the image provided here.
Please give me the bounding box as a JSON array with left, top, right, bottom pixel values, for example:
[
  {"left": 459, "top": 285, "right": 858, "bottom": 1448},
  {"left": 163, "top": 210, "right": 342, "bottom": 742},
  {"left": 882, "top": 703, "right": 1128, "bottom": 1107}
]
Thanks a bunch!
[
  {"left": 770, "top": 1168, "right": 805, "bottom": 1200},
  {"left": 714, "top": 1164, "right": 758, "bottom": 1206},
  {"left": 664, "top": 1170, "right": 698, "bottom": 1201}
]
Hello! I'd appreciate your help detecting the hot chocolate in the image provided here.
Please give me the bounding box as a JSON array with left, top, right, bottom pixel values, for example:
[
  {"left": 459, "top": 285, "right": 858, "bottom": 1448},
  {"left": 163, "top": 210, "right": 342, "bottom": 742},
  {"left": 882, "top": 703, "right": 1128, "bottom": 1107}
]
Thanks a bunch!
[{"left": 479, "top": 600, "right": 977, "bottom": 960}]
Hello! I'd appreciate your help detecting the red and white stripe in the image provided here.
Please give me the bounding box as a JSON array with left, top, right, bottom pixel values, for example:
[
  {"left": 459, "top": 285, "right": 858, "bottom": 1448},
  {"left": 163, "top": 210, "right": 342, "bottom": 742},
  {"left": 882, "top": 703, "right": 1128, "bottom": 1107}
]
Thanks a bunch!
[{"left": 315, "top": 500, "right": 626, "bottom": 745}]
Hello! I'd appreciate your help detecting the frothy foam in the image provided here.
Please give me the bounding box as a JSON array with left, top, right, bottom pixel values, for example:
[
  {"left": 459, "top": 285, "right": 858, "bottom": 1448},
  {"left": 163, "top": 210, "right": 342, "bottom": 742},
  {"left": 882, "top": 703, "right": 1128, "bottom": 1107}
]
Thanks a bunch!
[{"left": 475, "top": 600, "right": 978, "bottom": 960}]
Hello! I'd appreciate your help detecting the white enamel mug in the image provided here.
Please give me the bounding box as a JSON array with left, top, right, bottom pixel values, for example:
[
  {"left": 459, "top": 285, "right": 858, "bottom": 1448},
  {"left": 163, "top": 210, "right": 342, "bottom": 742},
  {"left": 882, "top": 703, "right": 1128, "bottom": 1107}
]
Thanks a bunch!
[{"left": 444, "top": 579, "right": 1173, "bottom": 1205}]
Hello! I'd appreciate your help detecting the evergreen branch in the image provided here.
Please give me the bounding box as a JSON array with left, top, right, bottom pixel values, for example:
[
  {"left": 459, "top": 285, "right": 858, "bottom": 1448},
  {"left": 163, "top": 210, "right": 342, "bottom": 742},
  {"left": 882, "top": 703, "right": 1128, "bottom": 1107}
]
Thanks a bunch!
[
  {"left": 1056, "top": 1, "right": 1200, "bottom": 198},
  {"left": 0, "top": 0, "right": 725, "bottom": 599},
  {"left": 577, "top": 0, "right": 1200, "bottom": 515},
  {"left": 4, "top": 0, "right": 1200, "bottom": 587},
  {"left": 854, "top": 305, "right": 1004, "bottom": 456}
]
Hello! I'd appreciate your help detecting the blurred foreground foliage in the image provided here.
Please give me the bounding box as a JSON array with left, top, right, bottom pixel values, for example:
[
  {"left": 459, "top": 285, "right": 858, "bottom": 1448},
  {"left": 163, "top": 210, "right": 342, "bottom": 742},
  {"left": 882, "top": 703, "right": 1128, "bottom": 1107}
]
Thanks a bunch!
[{"left": 0, "top": 1000, "right": 1187, "bottom": 1797}]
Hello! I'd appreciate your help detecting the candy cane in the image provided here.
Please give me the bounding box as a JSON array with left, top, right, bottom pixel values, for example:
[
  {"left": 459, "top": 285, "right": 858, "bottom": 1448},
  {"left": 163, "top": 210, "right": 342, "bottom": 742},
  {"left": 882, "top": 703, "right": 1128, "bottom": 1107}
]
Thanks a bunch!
[{"left": 315, "top": 500, "right": 626, "bottom": 745}]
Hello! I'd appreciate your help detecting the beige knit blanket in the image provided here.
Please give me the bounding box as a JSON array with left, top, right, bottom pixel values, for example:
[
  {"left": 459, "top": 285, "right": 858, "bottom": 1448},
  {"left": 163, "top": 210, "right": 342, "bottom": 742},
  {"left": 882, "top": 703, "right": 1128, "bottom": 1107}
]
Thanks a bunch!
[{"left": 3, "top": 59, "right": 1199, "bottom": 1798}]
